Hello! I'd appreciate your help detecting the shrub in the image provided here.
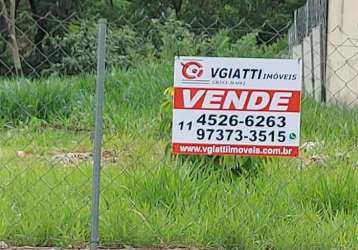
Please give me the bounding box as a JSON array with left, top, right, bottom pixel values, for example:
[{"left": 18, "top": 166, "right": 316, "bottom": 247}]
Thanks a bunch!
[
  {"left": 45, "top": 19, "right": 155, "bottom": 75},
  {"left": 0, "top": 78, "right": 92, "bottom": 126}
]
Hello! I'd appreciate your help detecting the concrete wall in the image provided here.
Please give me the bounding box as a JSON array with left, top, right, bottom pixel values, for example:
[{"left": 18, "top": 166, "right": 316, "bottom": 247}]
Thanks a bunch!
[
  {"left": 291, "top": 26, "right": 322, "bottom": 102},
  {"left": 290, "top": 0, "right": 358, "bottom": 107},
  {"left": 326, "top": 0, "right": 358, "bottom": 107}
]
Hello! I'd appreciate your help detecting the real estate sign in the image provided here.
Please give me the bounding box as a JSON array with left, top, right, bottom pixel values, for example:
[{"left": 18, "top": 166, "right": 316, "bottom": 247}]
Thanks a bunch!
[{"left": 172, "top": 56, "right": 302, "bottom": 157}]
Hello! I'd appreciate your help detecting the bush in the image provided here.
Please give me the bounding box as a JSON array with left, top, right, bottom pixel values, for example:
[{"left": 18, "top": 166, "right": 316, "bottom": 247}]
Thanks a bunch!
[
  {"left": 0, "top": 77, "right": 92, "bottom": 127},
  {"left": 45, "top": 19, "right": 155, "bottom": 75},
  {"left": 7, "top": 11, "right": 287, "bottom": 77}
]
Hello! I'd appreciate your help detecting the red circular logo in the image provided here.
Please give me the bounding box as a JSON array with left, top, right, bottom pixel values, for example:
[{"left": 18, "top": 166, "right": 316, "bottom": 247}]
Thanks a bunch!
[{"left": 181, "top": 61, "right": 203, "bottom": 79}]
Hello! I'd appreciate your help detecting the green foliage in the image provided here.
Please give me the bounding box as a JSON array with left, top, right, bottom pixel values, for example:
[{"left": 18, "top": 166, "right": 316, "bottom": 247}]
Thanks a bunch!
[
  {"left": 0, "top": 76, "right": 96, "bottom": 130},
  {"left": 149, "top": 13, "right": 196, "bottom": 59},
  {"left": 0, "top": 52, "right": 358, "bottom": 248},
  {"left": 123, "top": 0, "right": 307, "bottom": 39},
  {"left": 0, "top": 104, "right": 357, "bottom": 248},
  {"left": 2, "top": 0, "right": 305, "bottom": 77},
  {"left": 10, "top": 4, "right": 290, "bottom": 76},
  {"left": 1, "top": 2, "right": 357, "bottom": 248},
  {"left": 46, "top": 21, "right": 97, "bottom": 75},
  {"left": 0, "top": 24, "right": 287, "bottom": 174},
  {"left": 0, "top": 79, "right": 76, "bottom": 124},
  {"left": 46, "top": 19, "right": 155, "bottom": 75}
]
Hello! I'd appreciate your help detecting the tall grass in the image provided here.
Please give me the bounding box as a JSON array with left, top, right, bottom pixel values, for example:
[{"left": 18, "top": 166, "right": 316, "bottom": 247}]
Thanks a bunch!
[
  {"left": 0, "top": 146, "right": 357, "bottom": 248},
  {"left": 0, "top": 47, "right": 357, "bottom": 249},
  {"left": 0, "top": 29, "right": 287, "bottom": 129}
]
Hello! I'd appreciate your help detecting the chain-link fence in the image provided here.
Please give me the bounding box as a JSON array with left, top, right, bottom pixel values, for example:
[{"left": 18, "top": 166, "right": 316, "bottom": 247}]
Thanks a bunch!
[
  {"left": 1, "top": 1, "right": 358, "bottom": 249},
  {"left": 0, "top": 7, "right": 78, "bottom": 77},
  {"left": 288, "top": 0, "right": 358, "bottom": 107}
]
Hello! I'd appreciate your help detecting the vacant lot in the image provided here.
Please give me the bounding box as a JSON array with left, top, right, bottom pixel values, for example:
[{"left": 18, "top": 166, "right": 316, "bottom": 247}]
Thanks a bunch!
[{"left": 0, "top": 61, "right": 357, "bottom": 249}]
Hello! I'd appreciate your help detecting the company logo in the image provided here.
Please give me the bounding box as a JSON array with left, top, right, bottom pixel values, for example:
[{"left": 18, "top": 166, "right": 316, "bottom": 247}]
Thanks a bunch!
[{"left": 181, "top": 61, "right": 203, "bottom": 79}]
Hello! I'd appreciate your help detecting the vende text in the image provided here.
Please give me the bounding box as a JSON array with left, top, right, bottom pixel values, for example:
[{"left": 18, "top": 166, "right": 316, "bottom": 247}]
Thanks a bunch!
[{"left": 174, "top": 88, "right": 300, "bottom": 112}]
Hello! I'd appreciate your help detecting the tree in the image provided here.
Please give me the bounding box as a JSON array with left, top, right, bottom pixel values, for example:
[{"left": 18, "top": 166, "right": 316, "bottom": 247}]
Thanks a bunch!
[
  {"left": 105, "top": 0, "right": 114, "bottom": 7},
  {"left": 0, "top": 0, "right": 22, "bottom": 76}
]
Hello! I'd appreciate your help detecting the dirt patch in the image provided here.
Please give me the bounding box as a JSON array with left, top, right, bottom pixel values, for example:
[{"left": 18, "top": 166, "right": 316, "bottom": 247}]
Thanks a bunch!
[{"left": 50, "top": 150, "right": 119, "bottom": 166}]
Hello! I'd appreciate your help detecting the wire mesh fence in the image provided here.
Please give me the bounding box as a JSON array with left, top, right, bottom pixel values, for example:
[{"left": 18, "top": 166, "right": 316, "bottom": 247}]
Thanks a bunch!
[
  {"left": 288, "top": 0, "right": 358, "bottom": 107},
  {"left": 1, "top": 1, "right": 358, "bottom": 249},
  {"left": 0, "top": 8, "right": 78, "bottom": 77}
]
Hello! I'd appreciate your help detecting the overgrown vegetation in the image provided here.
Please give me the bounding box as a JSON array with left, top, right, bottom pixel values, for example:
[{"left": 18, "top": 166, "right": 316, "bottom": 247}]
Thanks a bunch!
[
  {"left": 0, "top": 52, "right": 358, "bottom": 248},
  {"left": 0, "top": 25, "right": 288, "bottom": 127},
  {"left": 1, "top": 0, "right": 357, "bottom": 249},
  {"left": 0, "top": 0, "right": 304, "bottom": 76}
]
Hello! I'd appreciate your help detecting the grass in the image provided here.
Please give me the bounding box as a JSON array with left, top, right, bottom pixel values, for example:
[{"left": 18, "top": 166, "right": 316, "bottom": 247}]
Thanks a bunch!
[{"left": 0, "top": 59, "right": 357, "bottom": 249}]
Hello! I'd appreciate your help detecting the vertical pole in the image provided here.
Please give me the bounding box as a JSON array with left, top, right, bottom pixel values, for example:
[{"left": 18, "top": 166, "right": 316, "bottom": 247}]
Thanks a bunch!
[
  {"left": 288, "top": 28, "right": 292, "bottom": 59},
  {"left": 294, "top": 10, "right": 298, "bottom": 44},
  {"left": 306, "top": 1, "right": 309, "bottom": 36},
  {"left": 310, "top": 32, "right": 316, "bottom": 98},
  {"left": 90, "top": 18, "right": 107, "bottom": 250},
  {"left": 308, "top": 0, "right": 316, "bottom": 98},
  {"left": 302, "top": 3, "right": 308, "bottom": 96},
  {"left": 300, "top": 7, "right": 306, "bottom": 96},
  {"left": 301, "top": 43, "right": 305, "bottom": 95},
  {"left": 295, "top": 10, "right": 305, "bottom": 94},
  {"left": 320, "top": 0, "right": 328, "bottom": 102}
]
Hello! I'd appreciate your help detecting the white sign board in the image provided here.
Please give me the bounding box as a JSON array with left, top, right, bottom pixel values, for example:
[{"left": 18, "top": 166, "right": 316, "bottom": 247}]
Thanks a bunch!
[{"left": 172, "top": 56, "right": 302, "bottom": 157}]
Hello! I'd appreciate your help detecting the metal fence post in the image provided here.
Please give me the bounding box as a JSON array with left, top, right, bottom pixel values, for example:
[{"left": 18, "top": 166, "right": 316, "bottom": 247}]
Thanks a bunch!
[
  {"left": 319, "top": 0, "right": 328, "bottom": 102},
  {"left": 294, "top": 10, "right": 298, "bottom": 45},
  {"left": 308, "top": 0, "right": 316, "bottom": 98},
  {"left": 90, "top": 18, "right": 107, "bottom": 250},
  {"left": 310, "top": 29, "right": 316, "bottom": 99}
]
